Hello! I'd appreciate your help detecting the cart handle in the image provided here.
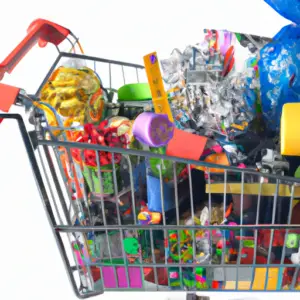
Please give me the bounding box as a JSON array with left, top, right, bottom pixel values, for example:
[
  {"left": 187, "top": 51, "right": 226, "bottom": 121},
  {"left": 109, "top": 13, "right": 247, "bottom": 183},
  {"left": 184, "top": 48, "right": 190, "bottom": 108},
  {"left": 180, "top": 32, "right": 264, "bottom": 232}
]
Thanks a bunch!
[{"left": 0, "top": 18, "right": 70, "bottom": 81}]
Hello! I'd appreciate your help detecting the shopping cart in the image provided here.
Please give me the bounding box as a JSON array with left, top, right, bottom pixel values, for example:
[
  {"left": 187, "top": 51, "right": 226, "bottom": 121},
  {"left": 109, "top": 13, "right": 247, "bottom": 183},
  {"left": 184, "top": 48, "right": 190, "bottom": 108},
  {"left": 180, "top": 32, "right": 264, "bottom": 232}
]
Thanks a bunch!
[{"left": 1, "top": 19, "right": 300, "bottom": 300}]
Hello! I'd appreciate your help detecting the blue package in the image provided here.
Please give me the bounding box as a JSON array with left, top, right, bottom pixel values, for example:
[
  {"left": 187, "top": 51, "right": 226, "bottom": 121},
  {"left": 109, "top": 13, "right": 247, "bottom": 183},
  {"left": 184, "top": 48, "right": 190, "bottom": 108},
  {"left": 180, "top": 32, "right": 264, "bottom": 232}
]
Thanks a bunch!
[
  {"left": 120, "top": 161, "right": 146, "bottom": 193},
  {"left": 133, "top": 161, "right": 146, "bottom": 192},
  {"left": 146, "top": 174, "right": 175, "bottom": 213},
  {"left": 264, "top": 0, "right": 300, "bottom": 24},
  {"left": 258, "top": 23, "right": 300, "bottom": 132}
]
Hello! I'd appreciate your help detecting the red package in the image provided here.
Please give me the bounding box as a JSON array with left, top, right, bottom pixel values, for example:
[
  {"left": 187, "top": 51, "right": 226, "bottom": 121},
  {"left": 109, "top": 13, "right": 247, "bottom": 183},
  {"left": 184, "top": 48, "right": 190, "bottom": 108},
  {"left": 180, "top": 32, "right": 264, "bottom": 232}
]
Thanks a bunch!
[
  {"left": 258, "top": 229, "right": 286, "bottom": 248},
  {"left": 71, "top": 120, "right": 129, "bottom": 167}
]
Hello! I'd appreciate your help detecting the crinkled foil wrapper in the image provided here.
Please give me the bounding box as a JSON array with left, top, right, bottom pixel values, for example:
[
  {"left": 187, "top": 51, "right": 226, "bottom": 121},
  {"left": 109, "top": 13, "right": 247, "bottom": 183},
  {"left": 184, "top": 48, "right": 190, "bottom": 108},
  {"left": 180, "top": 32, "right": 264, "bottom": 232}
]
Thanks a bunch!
[{"left": 161, "top": 29, "right": 262, "bottom": 137}]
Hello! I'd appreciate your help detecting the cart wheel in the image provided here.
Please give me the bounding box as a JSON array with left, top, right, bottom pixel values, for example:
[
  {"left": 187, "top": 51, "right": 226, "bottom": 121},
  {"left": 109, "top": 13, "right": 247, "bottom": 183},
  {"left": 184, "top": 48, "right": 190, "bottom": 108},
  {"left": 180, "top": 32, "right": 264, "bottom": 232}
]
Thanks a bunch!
[
  {"left": 79, "top": 283, "right": 88, "bottom": 294},
  {"left": 186, "top": 294, "right": 210, "bottom": 300}
]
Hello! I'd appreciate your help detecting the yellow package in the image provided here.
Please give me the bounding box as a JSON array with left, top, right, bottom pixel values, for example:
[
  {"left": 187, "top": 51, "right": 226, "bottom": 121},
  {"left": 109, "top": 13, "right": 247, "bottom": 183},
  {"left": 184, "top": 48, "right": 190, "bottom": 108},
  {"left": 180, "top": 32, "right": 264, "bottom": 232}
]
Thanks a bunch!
[{"left": 40, "top": 66, "right": 106, "bottom": 133}]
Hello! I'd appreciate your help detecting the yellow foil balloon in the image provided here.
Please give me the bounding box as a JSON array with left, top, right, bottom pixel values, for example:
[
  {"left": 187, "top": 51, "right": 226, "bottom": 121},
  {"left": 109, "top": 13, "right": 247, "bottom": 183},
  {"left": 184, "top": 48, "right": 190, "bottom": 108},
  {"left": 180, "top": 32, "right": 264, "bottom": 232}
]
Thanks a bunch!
[{"left": 40, "top": 66, "right": 106, "bottom": 134}]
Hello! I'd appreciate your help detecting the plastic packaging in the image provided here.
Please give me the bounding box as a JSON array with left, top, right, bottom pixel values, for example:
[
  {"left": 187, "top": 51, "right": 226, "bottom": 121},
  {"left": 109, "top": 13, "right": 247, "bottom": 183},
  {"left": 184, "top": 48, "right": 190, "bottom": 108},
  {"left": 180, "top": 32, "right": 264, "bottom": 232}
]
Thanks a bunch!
[
  {"left": 146, "top": 174, "right": 175, "bottom": 213},
  {"left": 39, "top": 64, "right": 108, "bottom": 135},
  {"left": 264, "top": 0, "right": 300, "bottom": 24},
  {"left": 161, "top": 30, "right": 236, "bottom": 87},
  {"left": 61, "top": 57, "right": 87, "bottom": 69},
  {"left": 71, "top": 119, "right": 131, "bottom": 167},
  {"left": 148, "top": 146, "right": 185, "bottom": 180},
  {"left": 160, "top": 49, "right": 186, "bottom": 88},
  {"left": 161, "top": 29, "right": 261, "bottom": 139},
  {"left": 259, "top": 23, "right": 300, "bottom": 132},
  {"left": 71, "top": 118, "right": 134, "bottom": 194},
  {"left": 183, "top": 72, "right": 256, "bottom": 137}
]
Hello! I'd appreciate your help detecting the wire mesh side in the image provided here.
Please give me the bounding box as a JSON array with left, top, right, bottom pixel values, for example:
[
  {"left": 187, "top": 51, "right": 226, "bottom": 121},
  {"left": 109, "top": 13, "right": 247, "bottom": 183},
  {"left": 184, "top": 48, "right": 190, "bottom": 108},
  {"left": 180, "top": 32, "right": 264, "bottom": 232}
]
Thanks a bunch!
[
  {"left": 35, "top": 52, "right": 146, "bottom": 101},
  {"left": 12, "top": 49, "right": 300, "bottom": 295},
  {"left": 37, "top": 137, "right": 300, "bottom": 294}
]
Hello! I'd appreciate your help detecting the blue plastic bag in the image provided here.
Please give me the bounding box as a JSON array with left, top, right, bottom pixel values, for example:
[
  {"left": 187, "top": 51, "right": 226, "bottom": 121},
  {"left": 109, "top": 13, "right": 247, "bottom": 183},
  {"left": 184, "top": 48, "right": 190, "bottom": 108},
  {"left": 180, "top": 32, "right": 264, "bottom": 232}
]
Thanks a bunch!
[
  {"left": 264, "top": 0, "right": 300, "bottom": 24},
  {"left": 258, "top": 23, "right": 300, "bottom": 132}
]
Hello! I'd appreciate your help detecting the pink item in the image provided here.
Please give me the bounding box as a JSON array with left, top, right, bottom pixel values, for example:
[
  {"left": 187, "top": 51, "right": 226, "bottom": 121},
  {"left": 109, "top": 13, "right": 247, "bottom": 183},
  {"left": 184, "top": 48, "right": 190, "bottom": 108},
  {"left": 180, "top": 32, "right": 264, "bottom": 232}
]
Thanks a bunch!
[
  {"left": 195, "top": 274, "right": 206, "bottom": 283},
  {"left": 169, "top": 272, "right": 179, "bottom": 279},
  {"left": 101, "top": 266, "right": 143, "bottom": 289},
  {"left": 228, "top": 222, "right": 237, "bottom": 240},
  {"left": 72, "top": 242, "right": 84, "bottom": 267},
  {"left": 74, "top": 249, "right": 84, "bottom": 267},
  {"left": 237, "top": 163, "right": 247, "bottom": 169},
  {"left": 220, "top": 31, "right": 232, "bottom": 57},
  {"left": 201, "top": 145, "right": 223, "bottom": 157}
]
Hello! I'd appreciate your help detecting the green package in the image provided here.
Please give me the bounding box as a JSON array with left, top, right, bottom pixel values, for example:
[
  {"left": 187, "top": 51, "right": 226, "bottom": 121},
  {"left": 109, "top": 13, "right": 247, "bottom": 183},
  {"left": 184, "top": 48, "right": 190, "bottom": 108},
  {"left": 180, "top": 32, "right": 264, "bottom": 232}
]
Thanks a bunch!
[
  {"left": 83, "top": 164, "right": 121, "bottom": 195},
  {"left": 149, "top": 147, "right": 185, "bottom": 181}
]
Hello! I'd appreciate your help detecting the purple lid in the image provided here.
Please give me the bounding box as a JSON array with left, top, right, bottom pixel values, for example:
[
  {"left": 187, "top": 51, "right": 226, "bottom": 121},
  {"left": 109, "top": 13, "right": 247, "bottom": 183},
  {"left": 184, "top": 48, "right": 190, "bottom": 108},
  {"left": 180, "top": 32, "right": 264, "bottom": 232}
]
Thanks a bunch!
[{"left": 132, "top": 112, "right": 174, "bottom": 147}]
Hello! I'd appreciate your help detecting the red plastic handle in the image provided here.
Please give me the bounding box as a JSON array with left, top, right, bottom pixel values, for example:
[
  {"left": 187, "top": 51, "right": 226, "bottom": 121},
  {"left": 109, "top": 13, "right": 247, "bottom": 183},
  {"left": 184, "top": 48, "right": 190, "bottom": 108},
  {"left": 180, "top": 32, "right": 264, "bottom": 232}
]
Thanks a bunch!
[
  {"left": 0, "top": 19, "right": 70, "bottom": 81},
  {"left": 0, "top": 83, "right": 20, "bottom": 124}
]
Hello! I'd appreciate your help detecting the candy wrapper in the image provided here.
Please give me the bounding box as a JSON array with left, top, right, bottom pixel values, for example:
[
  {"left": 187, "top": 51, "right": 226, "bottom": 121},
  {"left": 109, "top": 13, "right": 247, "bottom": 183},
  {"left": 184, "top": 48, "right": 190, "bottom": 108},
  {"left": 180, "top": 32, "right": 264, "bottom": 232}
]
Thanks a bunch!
[
  {"left": 40, "top": 64, "right": 108, "bottom": 135},
  {"left": 161, "top": 30, "right": 237, "bottom": 88},
  {"left": 183, "top": 70, "right": 258, "bottom": 138},
  {"left": 160, "top": 49, "right": 186, "bottom": 89},
  {"left": 161, "top": 29, "right": 264, "bottom": 138},
  {"left": 71, "top": 117, "right": 134, "bottom": 194}
]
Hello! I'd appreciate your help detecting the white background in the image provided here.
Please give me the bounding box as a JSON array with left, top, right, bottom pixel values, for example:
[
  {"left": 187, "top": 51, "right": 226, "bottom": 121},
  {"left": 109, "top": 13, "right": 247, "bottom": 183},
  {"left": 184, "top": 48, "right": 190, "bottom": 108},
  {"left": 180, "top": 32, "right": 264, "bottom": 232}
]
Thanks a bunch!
[{"left": 0, "top": 0, "right": 296, "bottom": 299}]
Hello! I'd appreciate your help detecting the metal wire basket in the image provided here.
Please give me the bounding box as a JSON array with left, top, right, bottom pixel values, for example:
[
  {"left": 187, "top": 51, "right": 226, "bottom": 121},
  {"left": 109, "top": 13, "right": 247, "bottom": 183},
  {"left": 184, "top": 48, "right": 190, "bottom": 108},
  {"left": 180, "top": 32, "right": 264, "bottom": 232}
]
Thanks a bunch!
[{"left": 1, "top": 19, "right": 300, "bottom": 299}]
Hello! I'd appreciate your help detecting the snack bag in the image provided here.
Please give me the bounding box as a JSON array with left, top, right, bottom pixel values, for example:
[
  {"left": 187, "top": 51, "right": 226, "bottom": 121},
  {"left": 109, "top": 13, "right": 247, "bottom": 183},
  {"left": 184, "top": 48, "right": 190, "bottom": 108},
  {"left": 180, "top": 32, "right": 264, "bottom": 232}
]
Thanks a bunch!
[
  {"left": 40, "top": 65, "right": 108, "bottom": 133},
  {"left": 71, "top": 117, "right": 139, "bottom": 195}
]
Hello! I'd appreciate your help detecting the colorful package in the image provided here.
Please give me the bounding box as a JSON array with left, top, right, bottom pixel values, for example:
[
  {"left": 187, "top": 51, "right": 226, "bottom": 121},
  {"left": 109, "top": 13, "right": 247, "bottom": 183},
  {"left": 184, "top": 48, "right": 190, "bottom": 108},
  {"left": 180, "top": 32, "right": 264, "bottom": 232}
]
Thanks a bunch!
[
  {"left": 160, "top": 29, "right": 264, "bottom": 138},
  {"left": 146, "top": 174, "right": 175, "bottom": 213},
  {"left": 40, "top": 65, "right": 108, "bottom": 134},
  {"left": 71, "top": 118, "right": 132, "bottom": 194},
  {"left": 148, "top": 146, "right": 186, "bottom": 181}
]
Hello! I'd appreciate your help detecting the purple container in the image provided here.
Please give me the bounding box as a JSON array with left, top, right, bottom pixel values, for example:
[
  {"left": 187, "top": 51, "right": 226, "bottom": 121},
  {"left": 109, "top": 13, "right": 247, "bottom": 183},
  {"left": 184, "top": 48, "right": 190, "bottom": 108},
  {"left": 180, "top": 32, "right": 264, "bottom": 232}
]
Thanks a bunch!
[
  {"left": 220, "top": 31, "right": 233, "bottom": 56},
  {"left": 102, "top": 266, "right": 143, "bottom": 288},
  {"left": 132, "top": 112, "right": 174, "bottom": 147}
]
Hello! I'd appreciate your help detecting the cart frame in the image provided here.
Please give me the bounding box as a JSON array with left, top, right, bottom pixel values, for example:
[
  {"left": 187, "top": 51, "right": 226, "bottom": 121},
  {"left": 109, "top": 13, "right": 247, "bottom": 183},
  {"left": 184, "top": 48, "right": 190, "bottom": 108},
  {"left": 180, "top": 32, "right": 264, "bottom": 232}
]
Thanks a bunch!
[{"left": 1, "top": 19, "right": 300, "bottom": 299}]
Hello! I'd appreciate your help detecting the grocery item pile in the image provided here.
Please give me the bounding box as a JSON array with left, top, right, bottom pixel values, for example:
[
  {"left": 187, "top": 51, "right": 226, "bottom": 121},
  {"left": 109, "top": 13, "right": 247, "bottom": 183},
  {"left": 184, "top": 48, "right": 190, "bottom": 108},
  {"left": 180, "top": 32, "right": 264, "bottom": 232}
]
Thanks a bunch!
[{"left": 34, "top": 0, "right": 300, "bottom": 292}]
